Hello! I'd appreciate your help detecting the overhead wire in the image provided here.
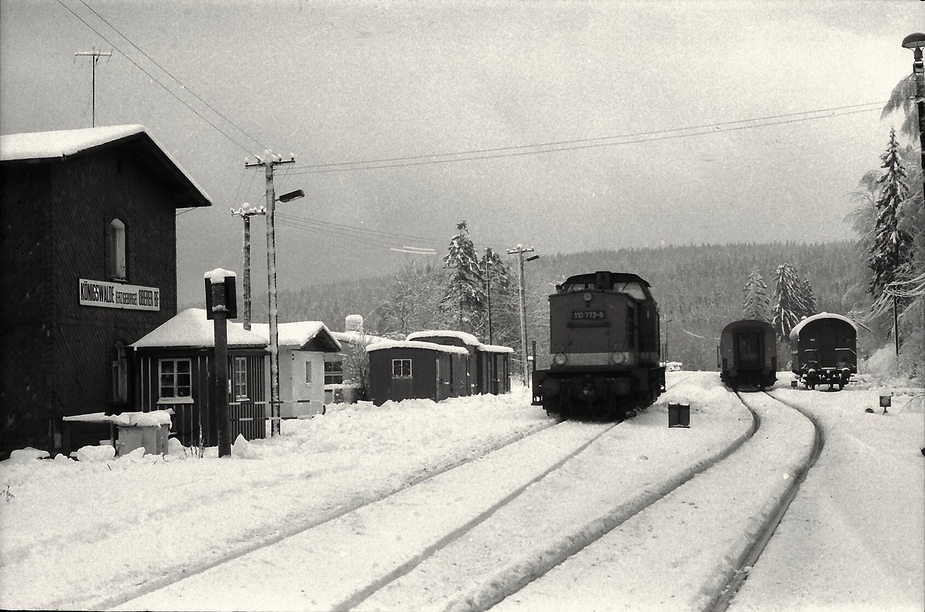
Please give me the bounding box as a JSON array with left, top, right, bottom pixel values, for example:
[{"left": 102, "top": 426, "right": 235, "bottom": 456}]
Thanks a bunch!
[
  {"left": 56, "top": 0, "right": 272, "bottom": 156},
  {"left": 286, "top": 103, "right": 885, "bottom": 175},
  {"left": 275, "top": 212, "right": 443, "bottom": 252}
]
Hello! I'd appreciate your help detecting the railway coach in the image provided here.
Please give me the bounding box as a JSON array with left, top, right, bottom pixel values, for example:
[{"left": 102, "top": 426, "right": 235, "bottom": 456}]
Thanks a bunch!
[
  {"left": 718, "top": 319, "right": 777, "bottom": 390},
  {"left": 790, "top": 312, "right": 857, "bottom": 390}
]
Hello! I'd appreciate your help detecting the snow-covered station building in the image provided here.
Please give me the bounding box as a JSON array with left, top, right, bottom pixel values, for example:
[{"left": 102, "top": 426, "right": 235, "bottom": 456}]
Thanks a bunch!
[{"left": 0, "top": 126, "right": 211, "bottom": 458}]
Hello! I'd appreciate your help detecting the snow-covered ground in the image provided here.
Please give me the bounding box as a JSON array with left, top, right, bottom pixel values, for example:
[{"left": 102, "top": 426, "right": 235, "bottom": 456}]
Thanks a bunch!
[{"left": 0, "top": 372, "right": 921, "bottom": 611}]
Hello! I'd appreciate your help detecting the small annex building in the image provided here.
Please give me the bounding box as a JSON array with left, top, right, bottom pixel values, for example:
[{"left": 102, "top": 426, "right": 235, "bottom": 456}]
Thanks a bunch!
[
  {"left": 248, "top": 321, "right": 342, "bottom": 418},
  {"left": 0, "top": 125, "right": 211, "bottom": 457},
  {"left": 406, "top": 330, "right": 513, "bottom": 395},
  {"left": 366, "top": 340, "right": 470, "bottom": 406},
  {"left": 130, "top": 308, "right": 268, "bottom": 447}
]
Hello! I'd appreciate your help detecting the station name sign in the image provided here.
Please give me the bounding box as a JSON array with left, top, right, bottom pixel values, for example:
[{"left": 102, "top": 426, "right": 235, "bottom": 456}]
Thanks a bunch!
[{"left": 79, "top": 279, "right": 160, "bottom": 311}]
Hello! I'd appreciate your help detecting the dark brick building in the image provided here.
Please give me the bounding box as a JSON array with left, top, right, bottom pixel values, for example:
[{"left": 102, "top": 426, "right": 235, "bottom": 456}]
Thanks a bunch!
[{"left": 0, "top": 125, "right": 210, "bottom": 457}]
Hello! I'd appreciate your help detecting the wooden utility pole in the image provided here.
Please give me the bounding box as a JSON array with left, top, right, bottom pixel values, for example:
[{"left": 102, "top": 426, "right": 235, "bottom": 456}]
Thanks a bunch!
[
  {"left": 231, "top": 203, "right": 265, "bottom": 330},
  {"left": 74, "top": 49, "right": 111, "bottom": 127},
  {"left": 245, "top": 151, "right": 296, "bottom": 437}
]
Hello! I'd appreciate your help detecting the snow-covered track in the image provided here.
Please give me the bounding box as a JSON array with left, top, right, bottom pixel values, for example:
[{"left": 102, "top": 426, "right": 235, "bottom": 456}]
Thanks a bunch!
[
  {"left": 708, "top": 391, "right": 824, "bottom": 612},
  {"left": 487, "top": 386, "right": 816, "bottom": 612},
  {"left": 109, "top": 375, "right": 715, "bottom": 612},
  {"left": 351, "top": 384, "right": 760, "bottom": 611},
  {"left": 112, "top": 419, "right": 619, "bottom": 611}
]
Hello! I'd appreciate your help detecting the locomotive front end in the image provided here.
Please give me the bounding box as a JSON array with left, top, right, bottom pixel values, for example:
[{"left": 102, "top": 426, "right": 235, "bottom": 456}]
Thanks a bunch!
[{"left": 533, "top": 271, "right": 665, "bottom": 420}]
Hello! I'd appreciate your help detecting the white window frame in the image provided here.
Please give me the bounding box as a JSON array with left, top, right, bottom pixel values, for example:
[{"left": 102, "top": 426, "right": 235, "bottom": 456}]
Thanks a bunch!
[
  {"left": 158, "top": 358, "right": 192, "bottom": 401},
  {"left": 392, "top": 358, "right": 412, "bottom": 379},
  {"left": 233, "top": 356, "right": 248, "bottom": 400},
  {"left": 109, "top": 218, "right": 126, "bottom": 280}
]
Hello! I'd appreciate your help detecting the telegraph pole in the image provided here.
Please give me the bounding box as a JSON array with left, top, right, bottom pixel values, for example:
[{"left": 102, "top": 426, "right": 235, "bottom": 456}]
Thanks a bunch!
[
  {"left": 74, "top": 49, "right": 111, "bottom": 127},
  {"left": 246, "top": 151, "right": 296, "bottom": 437},
  {"left": 507, "top": 244, "right": 536, "bottom": 387},
  {"left": 231, "top": 203, "right": 266, "bottom": 330}
]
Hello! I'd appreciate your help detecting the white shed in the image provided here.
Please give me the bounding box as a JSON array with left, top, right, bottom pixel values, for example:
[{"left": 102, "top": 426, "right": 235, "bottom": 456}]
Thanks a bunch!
[{"left": 250, "top": 322, "right": 342, "bottom": 418}]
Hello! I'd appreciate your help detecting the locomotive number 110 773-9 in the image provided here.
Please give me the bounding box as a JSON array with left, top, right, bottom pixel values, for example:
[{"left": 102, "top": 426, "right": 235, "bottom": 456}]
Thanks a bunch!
[{"left": 572, "top": 310, "right": 605, "bottom": 320}]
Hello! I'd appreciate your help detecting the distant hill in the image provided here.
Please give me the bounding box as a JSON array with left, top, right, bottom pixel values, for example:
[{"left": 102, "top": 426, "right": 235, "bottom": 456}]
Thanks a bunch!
[{"left": 270, "top": 241, "right": 863, "bottom": 371}]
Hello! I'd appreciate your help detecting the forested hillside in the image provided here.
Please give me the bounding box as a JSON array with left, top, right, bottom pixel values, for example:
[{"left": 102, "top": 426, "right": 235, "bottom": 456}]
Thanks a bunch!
[{"left": 270, "top": 240, "right": 865, "bottom": 372}]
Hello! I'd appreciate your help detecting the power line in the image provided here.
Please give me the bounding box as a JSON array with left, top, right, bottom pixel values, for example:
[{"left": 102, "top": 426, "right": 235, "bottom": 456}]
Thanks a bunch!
[
  {"left": 276, "top": 213, "right": 444, "bottom": 252},
  {"left": 56, "top": 0, "right": 269, "bottom": 155},
  {"left": 287, "top": 102, "right": 885, "bottom": 175}
]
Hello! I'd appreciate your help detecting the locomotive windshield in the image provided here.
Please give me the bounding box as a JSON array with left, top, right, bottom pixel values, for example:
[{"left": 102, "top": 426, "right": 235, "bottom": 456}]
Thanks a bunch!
[{"left": 558, "top": 279, "right": 648, "bottom": 301}]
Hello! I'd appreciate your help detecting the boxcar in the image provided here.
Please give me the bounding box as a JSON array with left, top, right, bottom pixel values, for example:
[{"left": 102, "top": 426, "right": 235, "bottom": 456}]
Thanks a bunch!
[
  {"left": 790, "top": 312, "right": 857, "bottom": 390},
  {"left": 718, "top": 319, "right": 777, "bottom": 389}
]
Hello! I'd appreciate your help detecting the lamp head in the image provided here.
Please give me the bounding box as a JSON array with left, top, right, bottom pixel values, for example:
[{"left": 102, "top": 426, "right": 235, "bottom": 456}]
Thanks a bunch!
[
  {"left": 902, "top": 33, "right": 925, "bottom": 50},
  {"left": 278, "top": 189, "right": 305, "bottom": 203}
]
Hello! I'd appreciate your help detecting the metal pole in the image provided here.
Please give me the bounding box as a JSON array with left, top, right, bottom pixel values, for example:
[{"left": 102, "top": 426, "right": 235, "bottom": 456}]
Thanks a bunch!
[
  {"left": 211, "top": 280, "right": 231, "bottom": 457},
  {"left": 74, "top": 50, "right": 111, "bottom": 128}
]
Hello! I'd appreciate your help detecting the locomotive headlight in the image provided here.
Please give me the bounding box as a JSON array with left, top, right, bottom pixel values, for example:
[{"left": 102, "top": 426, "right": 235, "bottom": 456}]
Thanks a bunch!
[
  {"left": 553, "top": 352, "right": 568, "bottom": 366},
  {"left": 611, "top": 352, "right": 625, "bottom": 364},
  {"left": 583, "top": 292, "right": 592, "bottom": 303}
]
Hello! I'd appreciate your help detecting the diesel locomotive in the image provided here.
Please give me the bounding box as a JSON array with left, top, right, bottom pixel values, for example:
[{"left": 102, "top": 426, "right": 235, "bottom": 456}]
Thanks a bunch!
[{"left": 532, "top": 271, "right": 666, "bottom": 420}]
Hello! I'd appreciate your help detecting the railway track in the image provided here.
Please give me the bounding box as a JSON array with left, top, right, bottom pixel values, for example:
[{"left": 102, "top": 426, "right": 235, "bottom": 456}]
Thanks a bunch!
[
  {"left": 708, "top": 391, "right": 825, "bottom": 612},
  {"left": 111, "top": 376, "right": 729, "bottom": 612},
  {"left": 485, "top": 387, "right": 820, "bottom": 612}
]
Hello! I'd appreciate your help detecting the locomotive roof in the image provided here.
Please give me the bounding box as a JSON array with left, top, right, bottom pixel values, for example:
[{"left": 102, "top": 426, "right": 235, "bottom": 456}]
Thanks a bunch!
[
  {"left": 560, "top": 272, "right": 650, "bottom": 288},
  {"left": 788, "top": 312, "right": 858, "bottom": 340}
]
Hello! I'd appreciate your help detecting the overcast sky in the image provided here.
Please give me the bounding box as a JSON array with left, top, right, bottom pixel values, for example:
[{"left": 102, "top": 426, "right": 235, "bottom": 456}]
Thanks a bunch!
[{"left": 1, "top": 0, "right": 920, "bottom": 306}]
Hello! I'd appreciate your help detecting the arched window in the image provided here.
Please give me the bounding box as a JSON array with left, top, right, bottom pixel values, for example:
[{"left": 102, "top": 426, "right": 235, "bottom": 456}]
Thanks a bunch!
[{"left": 109, "top": 218, "right": 126, "bottom": 280}]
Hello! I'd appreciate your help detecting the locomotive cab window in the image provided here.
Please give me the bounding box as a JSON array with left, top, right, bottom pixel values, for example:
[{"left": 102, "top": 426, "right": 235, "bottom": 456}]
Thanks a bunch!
[{"left": 613, "top": 282, "right": 647, "bottom": 301}]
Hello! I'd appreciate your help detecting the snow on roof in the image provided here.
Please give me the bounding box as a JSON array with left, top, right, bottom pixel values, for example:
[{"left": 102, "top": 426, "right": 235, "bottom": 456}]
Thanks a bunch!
[
  {"left": 0, "top": 125, "right": 146, "bottom": 161},
  {"left": 130, "top": 308, "right": 267, "bottom": 349},
  {"left": 477, "top": 343, "right": 515, "bottom": 354},
  {"left": 366, "top": 340, "right": 470, "bottom": 355},
  {"left": 406, "top": 330, "right": 481, "bottom": 346},
  {"left": 789, "top": 312, "right": 858, "bottom": 340},
  {"left": 0, "top": 125, "right": 211, "bottom": 207},
  {"left": 249, "top": 321, "right": 341, "bottom": 351}
]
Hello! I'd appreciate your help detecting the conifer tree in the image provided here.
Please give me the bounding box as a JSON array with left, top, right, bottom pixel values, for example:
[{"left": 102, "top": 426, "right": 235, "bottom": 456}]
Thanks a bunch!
[
  {"left": 772, "top": 264, "right": 815, "bottom": 338},
  {"left": 441, "top": 221, "right": 485, "bottom": 331},
  {"left": 742, "top": 269, "right": 771, "bottom": 322},
  {"left": 868, "top": 127, "right": 914, "bottom": 299}
]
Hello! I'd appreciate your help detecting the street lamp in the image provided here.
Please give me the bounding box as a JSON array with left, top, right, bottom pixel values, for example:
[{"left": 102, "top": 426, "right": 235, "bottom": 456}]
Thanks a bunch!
[
  {"left": 902, "top": 33, "right": 925, "bottom": 195},
  {"left": 278, "top": 189, "right": 305, "bottom": 203}
]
